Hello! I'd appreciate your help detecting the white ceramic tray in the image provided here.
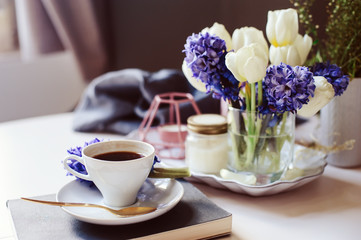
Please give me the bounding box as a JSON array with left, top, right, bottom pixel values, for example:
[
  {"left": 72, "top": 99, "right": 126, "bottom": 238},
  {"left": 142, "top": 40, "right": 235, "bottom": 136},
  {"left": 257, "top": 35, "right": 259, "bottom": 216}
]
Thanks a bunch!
[
  {"left": 187, "top": 146, "right": 327, "bottom": 196},
  {"left": 128, "top": 130, "right": 327, "bottom": 197}
]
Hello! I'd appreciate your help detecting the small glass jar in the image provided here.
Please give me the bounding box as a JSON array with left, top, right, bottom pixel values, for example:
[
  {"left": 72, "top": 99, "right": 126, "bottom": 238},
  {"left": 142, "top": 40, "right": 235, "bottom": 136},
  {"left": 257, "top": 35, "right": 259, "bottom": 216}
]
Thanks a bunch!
[{"left": 185, "top": 114, "right": 229, "bottom": 174}]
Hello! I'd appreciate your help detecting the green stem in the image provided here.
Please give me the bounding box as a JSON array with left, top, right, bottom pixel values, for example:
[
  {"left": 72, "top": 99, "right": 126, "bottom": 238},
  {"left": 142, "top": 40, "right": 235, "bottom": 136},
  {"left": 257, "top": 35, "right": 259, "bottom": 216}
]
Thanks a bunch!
[
  {"left": 273, "top": 113, "right": 289, "bottom": 171},
  {"left": 148, "top": 167, "right": 190, "bottom": 178},
  {"left": 245, "top": 83, "right": 251, "bottom": 113},
  {"left": 279, "top": 112, "right": 292, "bottom": 149},
  {"left": 250, "top": 83, "right": 256, "bottom": 136},
  {"left": 245, "top": 83, "right": 257, "bottom": 167},
  {"left": 257, "top": 80, "right": 263, "bottom": 106},
  {"left": 251, "top": 83, "right": 256, "bottom": 114},
  {"left": 228, "top": 105, "right": 247, "bottom": 170},
  {"left": 254, "top": 114, "right": 272, "bottom": 155}
]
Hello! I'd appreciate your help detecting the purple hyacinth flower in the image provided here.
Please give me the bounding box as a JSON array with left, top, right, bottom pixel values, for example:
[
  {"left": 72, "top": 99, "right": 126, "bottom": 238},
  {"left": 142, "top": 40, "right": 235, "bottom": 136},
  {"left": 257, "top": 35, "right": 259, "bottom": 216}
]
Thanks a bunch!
[
  {"left": 183, "top": 32, "right": 226, "bottom": 83},
  {"left": 65, "top": 138, "right": 103, "bottom": 183},
  {"left": 183, "top": 32, "right": 241, "bottom": 103},
  {"left": 263, "top": 63, "right": 315, "bottom": 114},
  {"left": 67, "top": 146, "right": 82, "bottom": 157},
  {"left": 311, "top": 62, "right": 349, "bottom": 96}
]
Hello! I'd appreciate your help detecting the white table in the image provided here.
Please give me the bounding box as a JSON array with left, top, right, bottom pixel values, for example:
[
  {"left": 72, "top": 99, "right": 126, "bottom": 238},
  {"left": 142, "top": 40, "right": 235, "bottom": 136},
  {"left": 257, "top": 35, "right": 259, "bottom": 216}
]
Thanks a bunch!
[{"left": 1, "top": 113, "right": 361, "bottom": 240}]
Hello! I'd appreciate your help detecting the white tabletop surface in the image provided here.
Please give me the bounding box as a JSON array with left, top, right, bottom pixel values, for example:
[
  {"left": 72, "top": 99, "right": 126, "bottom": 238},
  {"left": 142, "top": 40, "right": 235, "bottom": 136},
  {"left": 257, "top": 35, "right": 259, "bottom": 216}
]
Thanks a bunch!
[{"left": 1, "top": 113, "right": 361, "bottom": 240}]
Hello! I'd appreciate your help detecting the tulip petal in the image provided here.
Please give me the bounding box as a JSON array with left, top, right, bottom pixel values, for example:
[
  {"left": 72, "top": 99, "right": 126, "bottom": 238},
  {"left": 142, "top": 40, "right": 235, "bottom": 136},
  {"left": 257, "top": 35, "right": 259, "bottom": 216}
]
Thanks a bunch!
[
  {"left": 297, "top": 76, "right": 335, "bottom": 117},
  {"left": 226, "top": 43, "right": 268, "bottom": 83},
  {"left": 267, "top": 8, "right": 299, "bottom": 46},
  {"left": 286, "top": 45, "right": 302, "bottom": 66},
  {"left": 275, "top": 9, "right": 298, "bottom": 46},
  {"left": 270, "top": 45, "right": 286, "bottom": 65},
  {"left": 182, "top": 60, "right": 207, "bottom": 92},
  {"left": 232, "top": 27, "right": 269, "bottom": 54},
  {"left": 266, "top": 11, "right": 277, "bottom": 46},
  {"left": 202, "top": 22, "right": 233, "bottom": 51},
  {"left": 253, "top": 41, "right": 269, "bottom": 63},
  {"left": 294, "top": 34, "right": 313, "bottom": 65},
  {"left": 232, "top": 28, "right": 246, "bottom": 51},
  {"left": 270, "top": 44, "right": 302, "bottom": 66},
  {"left": 225, "top": 52, "right": 246, "bottom": 82},
  {"left": 244, "top": 56, "right": 267, "bottom": 83},
  {"left": 235, "top": 47, "right": 253, "bottom": 80}
]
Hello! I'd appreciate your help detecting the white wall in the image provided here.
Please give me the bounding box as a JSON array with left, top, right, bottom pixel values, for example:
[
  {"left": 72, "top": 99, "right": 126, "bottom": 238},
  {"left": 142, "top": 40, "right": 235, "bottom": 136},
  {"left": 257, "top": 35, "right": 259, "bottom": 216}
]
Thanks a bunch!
[{"left": 0, "top": 50, "right": 86, "bottom": 122}]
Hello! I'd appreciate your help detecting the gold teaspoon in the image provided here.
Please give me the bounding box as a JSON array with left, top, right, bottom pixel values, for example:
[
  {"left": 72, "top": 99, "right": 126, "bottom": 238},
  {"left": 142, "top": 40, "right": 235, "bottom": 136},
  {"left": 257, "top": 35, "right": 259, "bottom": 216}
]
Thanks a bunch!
[{"left": 21, "top": 197, "right": 156, "bottom": 217}]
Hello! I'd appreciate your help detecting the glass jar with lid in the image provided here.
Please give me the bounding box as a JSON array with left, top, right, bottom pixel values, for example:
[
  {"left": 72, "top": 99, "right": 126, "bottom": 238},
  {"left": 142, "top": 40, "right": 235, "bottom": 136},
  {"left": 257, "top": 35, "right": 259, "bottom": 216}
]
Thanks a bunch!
[{"left": 185, "top": 114, "right": 229, "bottom": 174}]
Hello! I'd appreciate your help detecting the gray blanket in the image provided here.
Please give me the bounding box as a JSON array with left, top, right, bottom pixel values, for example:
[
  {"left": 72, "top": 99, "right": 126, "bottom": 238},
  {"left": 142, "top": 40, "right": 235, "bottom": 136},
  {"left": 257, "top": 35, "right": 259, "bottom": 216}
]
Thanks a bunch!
[{"left": 72, "top": 69, "right": 220, "bottom": 135}]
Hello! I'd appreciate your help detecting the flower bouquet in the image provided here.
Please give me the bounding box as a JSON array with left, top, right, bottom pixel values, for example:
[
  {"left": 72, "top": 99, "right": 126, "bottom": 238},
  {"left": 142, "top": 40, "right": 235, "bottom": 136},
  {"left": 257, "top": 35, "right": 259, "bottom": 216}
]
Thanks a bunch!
[{"left": 182, "top": 8, "right": 349, "bottom": 184}]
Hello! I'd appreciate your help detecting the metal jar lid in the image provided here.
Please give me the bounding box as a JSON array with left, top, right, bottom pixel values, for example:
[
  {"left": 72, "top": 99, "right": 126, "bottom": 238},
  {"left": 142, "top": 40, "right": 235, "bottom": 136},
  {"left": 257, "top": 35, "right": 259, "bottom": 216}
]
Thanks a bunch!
[{"left": 187, "top": 114, "right": 227, "bottom": 135}]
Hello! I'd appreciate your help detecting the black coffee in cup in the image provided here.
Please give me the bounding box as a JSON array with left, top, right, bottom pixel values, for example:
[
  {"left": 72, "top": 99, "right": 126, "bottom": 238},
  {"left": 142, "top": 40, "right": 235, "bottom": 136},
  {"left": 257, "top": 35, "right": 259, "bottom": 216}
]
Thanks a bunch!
[{"left": 93, "top": 151, "right": 145, "bottom": 161}]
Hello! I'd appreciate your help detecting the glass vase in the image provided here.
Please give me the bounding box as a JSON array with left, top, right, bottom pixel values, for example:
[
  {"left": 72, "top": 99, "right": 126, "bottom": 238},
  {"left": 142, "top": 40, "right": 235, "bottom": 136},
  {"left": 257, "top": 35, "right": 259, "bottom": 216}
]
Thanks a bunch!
[{"left": 227, "top": 107, "right": 295, "bottom": 185}]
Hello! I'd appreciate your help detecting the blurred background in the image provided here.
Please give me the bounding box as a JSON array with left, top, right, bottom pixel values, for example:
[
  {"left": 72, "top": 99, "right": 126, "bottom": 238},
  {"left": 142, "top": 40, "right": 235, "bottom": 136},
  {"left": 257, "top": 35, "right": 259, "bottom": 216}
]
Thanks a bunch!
[{"left": 0, "top": 0, "right": 328, "bottom": 122}]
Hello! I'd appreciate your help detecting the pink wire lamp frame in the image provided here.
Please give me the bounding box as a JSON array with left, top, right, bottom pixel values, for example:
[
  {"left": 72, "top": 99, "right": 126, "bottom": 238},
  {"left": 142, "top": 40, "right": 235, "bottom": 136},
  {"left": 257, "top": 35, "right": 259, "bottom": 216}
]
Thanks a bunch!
[{"left": 138, "top": 92, "right": 201, "bottom": 159}]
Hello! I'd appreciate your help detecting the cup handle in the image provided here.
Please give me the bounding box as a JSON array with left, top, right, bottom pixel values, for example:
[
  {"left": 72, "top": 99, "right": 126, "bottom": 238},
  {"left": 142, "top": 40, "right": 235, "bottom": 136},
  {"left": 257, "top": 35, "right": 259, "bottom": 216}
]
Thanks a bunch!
[{"left": 63, "top": 155, "right": 92, "bottom": 181}]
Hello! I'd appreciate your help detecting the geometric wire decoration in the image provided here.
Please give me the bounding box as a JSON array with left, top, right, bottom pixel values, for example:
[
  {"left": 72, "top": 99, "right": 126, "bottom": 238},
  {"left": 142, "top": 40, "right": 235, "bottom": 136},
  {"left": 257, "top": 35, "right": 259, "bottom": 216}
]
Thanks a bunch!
[{"left": 138, "top": 92, "right": 201, "bottom": 159}]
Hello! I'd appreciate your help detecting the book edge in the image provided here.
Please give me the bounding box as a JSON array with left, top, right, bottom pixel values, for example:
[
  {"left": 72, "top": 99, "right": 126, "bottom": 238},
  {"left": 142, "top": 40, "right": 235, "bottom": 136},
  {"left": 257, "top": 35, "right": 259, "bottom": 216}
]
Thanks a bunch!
[{"left": 134, "top": 214, "right": 232, "bottom": 240}]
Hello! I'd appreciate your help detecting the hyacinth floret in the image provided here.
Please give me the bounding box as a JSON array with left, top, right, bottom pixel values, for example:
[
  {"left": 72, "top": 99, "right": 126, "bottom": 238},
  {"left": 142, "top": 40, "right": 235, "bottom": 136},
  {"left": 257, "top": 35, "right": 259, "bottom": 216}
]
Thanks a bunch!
[
  {"left": 183, "top": 32, "right": 226, "bottom": 83},
  {"left": 209, "top": 55, "right": 242, "bottom": 102},
  {"left": 183, "top": 32, "right": 241, "bottom": 102},
  {"left": 311, "top": 62, "right": 349, "bottom": 96},
  {"left": 65, "top": 138, "right": 103, "bottom": 183},
  {"left": 263, "top": 63, "right": 315, "bottom": 114},
  {"left": 83, "top": 137, "right": 103, "bottom": 147}
]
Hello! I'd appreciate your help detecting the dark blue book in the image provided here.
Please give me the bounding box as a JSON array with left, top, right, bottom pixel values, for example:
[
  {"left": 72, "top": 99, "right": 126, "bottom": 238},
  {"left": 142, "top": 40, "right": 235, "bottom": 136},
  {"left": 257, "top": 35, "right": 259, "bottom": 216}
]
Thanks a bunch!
[{"left": 7, "top": 180, "right": 232, "bottom": 240}]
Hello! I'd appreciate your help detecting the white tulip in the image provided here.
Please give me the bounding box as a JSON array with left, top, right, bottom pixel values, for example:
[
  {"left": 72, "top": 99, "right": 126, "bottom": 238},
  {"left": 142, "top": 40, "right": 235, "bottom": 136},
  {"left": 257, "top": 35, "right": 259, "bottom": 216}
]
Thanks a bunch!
[
  {"left": 269, "top": 45, "right": 301, "bottom": 66},
  {"left": 297, "top": 76, "right": 335, "bottom": 118},
  {"left": 269, "top": 33, "right": 313, "bottom": 66},
  {"left": 225, "top": 43, "right": 268, "bottom": 83},
  {"left": 266, "top": 8, "right": 298, "bottom": 47},
  {"left": 293, "top": 34, "right": 313, "bottom": 65},
  {"left": 182, "top": 60, "right": 207, "bottom": 92},
  {"left": 202, "top": 22, "right": 233, "bottom": 51},
  {"left": 232, "top": 27, "right": 269, "bottom": 53}
]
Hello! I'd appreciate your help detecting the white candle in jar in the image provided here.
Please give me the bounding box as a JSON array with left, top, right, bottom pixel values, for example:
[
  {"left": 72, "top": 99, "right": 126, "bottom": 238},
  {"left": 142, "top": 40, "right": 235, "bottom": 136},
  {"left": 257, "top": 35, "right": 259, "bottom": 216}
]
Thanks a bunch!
[{"left": 185, "top": 114, "right": 229, "bottom": 174}]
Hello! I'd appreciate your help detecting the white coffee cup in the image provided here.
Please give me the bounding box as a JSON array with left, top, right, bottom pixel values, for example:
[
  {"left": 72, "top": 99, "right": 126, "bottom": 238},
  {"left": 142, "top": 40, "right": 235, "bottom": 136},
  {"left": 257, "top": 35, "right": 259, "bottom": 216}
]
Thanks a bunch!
[{"left": 63, "top": 140, "right": 155, "bottom": 207}]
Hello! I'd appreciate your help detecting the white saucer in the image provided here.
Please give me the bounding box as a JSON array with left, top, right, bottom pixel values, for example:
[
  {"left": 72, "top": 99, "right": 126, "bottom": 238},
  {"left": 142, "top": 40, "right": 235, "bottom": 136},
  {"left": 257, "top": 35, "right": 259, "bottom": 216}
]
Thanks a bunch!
[
  {"left": 188, "top": 146, "right": 327, "bottom": 196},
  {"left": 56, "top": 178, "right": 184, "bottom": 225}
]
